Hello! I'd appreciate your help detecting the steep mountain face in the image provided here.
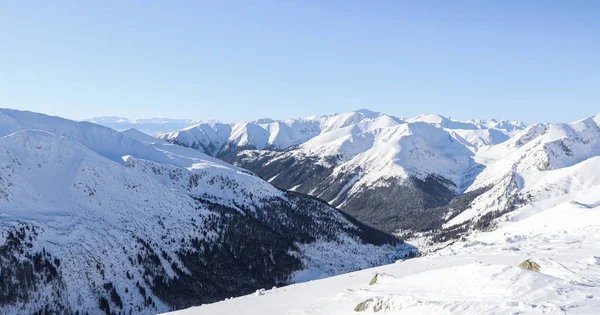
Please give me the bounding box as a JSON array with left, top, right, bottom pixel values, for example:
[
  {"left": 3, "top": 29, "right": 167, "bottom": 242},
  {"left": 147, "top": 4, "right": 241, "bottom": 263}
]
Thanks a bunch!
[
  {"left": 161, "top": 110, "right": 525, "bottom": 233},
  {"left": 0, "top": 109, "right": 410, "bottom": 314},
  {"left": 85, "top": 116, "right": 212, "bottom": 135},
  {"left": 231, "top": 122, "right": 471, "bottom": 233}
]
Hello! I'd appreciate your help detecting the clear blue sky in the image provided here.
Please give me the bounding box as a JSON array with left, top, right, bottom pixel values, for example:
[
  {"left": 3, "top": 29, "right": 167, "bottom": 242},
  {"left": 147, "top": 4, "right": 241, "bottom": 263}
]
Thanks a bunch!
[{"left": 1, "top": 1, "right": 599, "bottom": 123}]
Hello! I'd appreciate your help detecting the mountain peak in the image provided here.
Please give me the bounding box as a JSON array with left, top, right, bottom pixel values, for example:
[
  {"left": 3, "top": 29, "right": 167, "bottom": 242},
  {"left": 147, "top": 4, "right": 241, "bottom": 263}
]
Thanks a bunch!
[
  {"left": 574, "top": 113, "right": 600, "bottom": 125},
  {"left": 251, "top": 118, "right": 276, "bottom": 124},
  {"left": 353, "top": 108, "right": 382, "bottom": 118},
  {"left": 408, "top": 113, "right": 450, "bottom": 124},
  {"left": 121, "top": 128, "right": 159, "bottom": 143}
]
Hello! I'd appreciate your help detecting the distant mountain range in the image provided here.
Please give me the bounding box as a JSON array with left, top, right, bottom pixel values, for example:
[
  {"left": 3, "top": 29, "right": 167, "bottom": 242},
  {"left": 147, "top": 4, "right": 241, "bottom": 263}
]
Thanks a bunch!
[{"left": 84, "top": 116, "right": 218, "bottom": 135}]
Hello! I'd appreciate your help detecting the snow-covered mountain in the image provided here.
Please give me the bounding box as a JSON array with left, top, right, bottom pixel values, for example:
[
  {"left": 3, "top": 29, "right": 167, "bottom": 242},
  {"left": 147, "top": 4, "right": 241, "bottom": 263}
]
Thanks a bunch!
[
  {"left": 6, "top": 107, "right": 600, "bottom": 315},
  {"left": 160, "top": 110, "right": 524, "bottom": 158},
  {"left": 85, "top": 116, "right": 213, "bottom": 135},
  {"left": 158, "top": 109, "right": 393, "bottom": 156},
  {"left": 0, "top": 109, "right": 410, "bottom": 314},
  {"left": 438, "top": 114, "right": 600, "bottom": 234},
  {"left": 167, "top": 116, "right": 600, "bottom": 315},
  {"left": 161, "top": 110, "right": 526, "bottom": 233}
]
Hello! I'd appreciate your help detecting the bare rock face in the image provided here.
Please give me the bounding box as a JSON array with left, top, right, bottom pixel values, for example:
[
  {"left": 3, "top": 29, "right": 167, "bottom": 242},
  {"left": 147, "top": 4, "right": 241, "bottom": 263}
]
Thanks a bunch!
[
  {"left": 354, "top": 298, "right": 374, "bottom": 312},
  {"left": 369, "top": 273, "right": 379, "bottom": 285},
  {"left": 354, "top": 297, "right": 385, "bottom": 312},
  {"left": 519, "top": 259, "right": 541, "bottom": 272}
]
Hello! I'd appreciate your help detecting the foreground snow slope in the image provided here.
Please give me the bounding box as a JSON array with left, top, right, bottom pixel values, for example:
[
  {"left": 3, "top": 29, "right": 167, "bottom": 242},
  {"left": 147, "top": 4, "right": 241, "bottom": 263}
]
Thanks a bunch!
[{"left": 169, "top": 157, "right": 600, "bottom": 314}]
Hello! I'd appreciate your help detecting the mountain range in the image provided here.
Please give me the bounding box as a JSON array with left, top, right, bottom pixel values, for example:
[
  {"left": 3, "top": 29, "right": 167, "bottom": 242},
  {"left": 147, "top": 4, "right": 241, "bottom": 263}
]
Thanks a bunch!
[
  {"left": 157, "top": 110, "right": 528, "bottom": 234},
  {"left": 84, "top": 117, "right": 216, "bottom": 136},
  {"left": 1, "top": 108, "right": 599, "bottom": 314}
]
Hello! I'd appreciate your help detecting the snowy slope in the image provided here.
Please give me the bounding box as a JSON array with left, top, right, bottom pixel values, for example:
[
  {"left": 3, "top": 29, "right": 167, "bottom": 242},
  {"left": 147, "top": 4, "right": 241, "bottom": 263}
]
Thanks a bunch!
[
  {"left": 445, "top": 114, "right": 600, "bottom": 228},
  {"left": 120, "top": 128, "right": 161, "bottom": 143},
  {"left": 0, "top": 109, "right": 409, "bottom": 314},
  {"left": 167, "top": 154, "right": 600, "bottom": 315},
  {"left": 284, "top": 112, "right": 525, "bottom": 192}
]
